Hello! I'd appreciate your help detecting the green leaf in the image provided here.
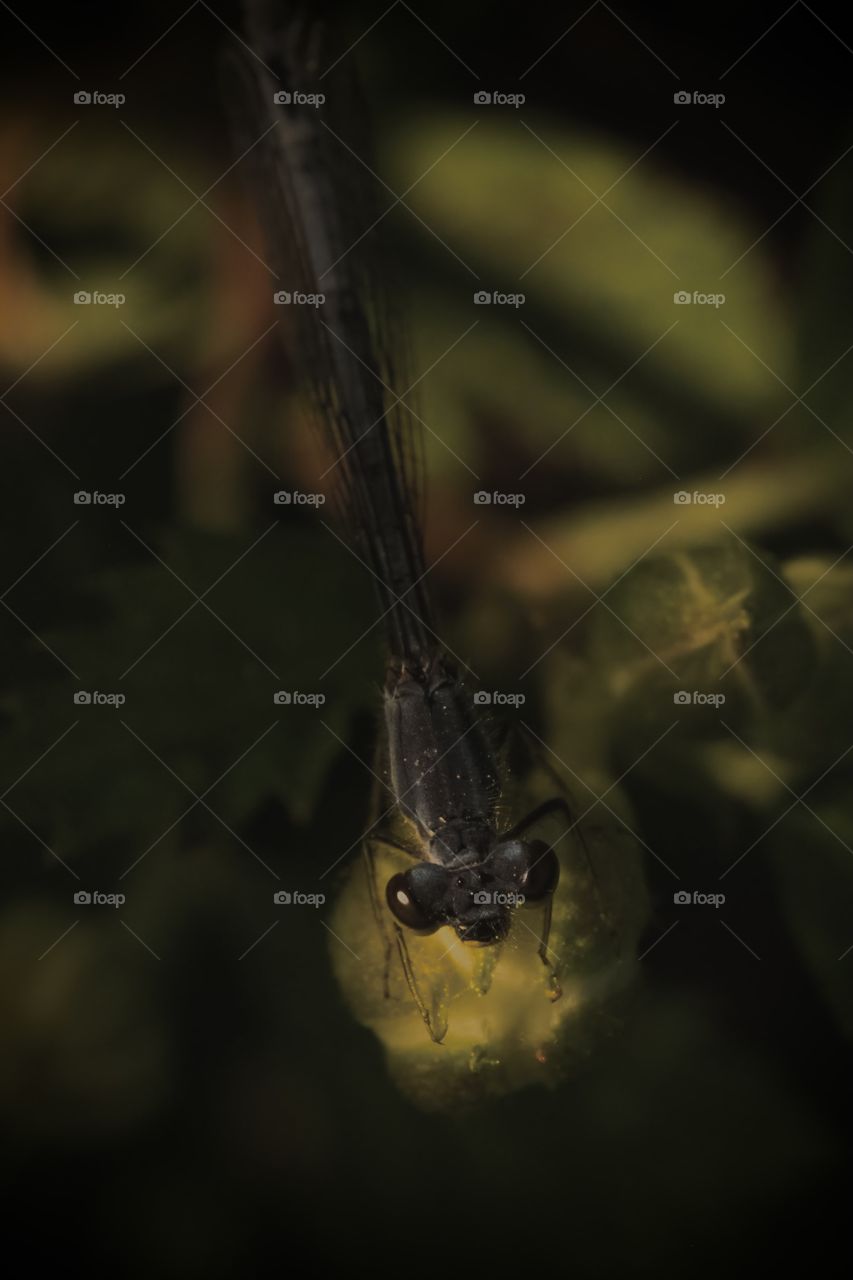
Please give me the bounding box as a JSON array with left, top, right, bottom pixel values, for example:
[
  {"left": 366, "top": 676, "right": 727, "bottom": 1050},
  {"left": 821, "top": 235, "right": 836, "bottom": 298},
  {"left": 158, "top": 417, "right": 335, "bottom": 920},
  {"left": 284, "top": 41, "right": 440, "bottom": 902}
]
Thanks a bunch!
[{"left": 587, "top": 536, "right": 815, "bottom": 725}]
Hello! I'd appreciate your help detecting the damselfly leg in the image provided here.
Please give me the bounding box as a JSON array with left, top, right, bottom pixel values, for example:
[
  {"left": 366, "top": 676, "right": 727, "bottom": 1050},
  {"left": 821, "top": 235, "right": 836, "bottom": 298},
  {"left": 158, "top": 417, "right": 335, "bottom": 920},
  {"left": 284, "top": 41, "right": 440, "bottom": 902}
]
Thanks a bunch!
[
  {"left": 506, "top": 791, "right": 602, "bottom": 993},
  {"left": 362, "top": 814, "right": 449, "bottom": 1043}
]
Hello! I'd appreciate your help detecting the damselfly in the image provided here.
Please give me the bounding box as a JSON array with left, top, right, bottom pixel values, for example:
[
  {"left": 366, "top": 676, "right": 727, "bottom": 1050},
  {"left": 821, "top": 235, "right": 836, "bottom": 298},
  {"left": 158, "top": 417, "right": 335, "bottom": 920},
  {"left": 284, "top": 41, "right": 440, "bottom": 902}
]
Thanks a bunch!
[{"left": 226, "top": 1, "right": 632, "bottom": 1051}]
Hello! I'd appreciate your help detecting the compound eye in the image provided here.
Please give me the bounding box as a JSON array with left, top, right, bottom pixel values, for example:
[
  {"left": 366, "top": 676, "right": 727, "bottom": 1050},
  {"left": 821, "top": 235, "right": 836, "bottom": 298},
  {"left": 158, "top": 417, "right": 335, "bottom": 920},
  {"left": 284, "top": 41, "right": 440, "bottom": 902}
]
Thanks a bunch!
[
  {"left": 386, "top": 872, "right": 441, "bottom": 933},
  {"left": 521, "top": 841, "right": 560, "bottom": 901},
  {"left": 489, "top": 839, "right": 528, "bottom": 883}
]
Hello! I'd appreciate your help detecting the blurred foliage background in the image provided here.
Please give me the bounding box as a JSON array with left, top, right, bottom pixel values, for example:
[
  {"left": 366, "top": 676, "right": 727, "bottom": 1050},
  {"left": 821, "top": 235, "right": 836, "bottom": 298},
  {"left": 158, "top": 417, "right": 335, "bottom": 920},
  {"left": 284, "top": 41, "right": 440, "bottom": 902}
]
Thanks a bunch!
[{"left": 1, "top": 0, "right": 852, "bottom": 1274}]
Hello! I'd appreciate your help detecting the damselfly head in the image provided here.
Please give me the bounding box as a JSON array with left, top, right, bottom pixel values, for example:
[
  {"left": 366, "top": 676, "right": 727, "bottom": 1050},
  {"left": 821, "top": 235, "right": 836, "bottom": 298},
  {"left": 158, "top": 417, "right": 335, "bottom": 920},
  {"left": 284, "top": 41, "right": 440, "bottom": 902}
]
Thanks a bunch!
[
  {"left": 385, "top": 863, "right": 511, "bottom": 944},
  {"left": 385, "top": 839, "right": 559, "bottom": 944}
]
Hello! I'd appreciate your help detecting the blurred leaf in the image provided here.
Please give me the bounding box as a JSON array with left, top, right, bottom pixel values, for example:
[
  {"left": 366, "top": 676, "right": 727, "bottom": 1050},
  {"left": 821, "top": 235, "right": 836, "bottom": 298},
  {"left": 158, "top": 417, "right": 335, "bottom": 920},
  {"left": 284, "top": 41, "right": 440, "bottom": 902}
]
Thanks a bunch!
[
  {"left": 0, "top": 127, "right": 224, "bottom": 375},
  {"left": 699, "top": 555, "right": 853, "bottom": 802},
  {"left": 496, "top": 449, "right": 847, "bottom": 600},
  {"left": 387, "top": 115, "right": 794, "bottom": 435},
  {"left": 587, "top": 537, "right": 815, "bottom": 726}
]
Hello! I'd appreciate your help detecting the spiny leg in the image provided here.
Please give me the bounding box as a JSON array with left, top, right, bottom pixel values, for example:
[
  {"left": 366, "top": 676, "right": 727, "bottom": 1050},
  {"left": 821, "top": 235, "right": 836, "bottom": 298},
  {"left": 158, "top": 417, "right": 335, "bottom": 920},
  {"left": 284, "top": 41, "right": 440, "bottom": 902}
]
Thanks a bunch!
[
  {"left": 393, "top": 923, "right": 448, "bottom": 1045},
  {"left": 512, "top": 724, "right": 609, "bottom": 893},
  {"left": 506, "top": 794, "right": 572, "bottom": 840},
  {"left": 364, "top": 831, "right": 422, "bottom": 996},
  {"left": 508, "top": 794, "right": 606, "bottom": 920},
  {"left": 364, "top": 833, "right": 449, "bottom": 1040},
  {"left": 362, "top": 839, "right": 395, "bottom": 1000},
  {"left": 536, "top": 893, "right": 562, "bottom": 1003},
  {"left": 513, "top": 791, "right": 621, "bottom": 975}
]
